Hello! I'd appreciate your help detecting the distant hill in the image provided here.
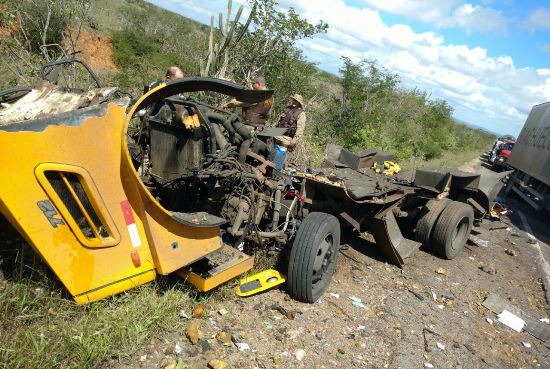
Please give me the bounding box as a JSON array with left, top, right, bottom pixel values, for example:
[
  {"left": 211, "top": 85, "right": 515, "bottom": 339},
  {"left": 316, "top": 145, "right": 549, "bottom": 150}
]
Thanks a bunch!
[{"left": 454, "top": 118, "right": 498, "bottom": 137}]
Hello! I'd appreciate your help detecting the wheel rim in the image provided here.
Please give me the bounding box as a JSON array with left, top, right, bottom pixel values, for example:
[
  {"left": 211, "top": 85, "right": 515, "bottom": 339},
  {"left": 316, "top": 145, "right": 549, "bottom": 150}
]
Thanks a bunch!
[
  {"left": 312, "top": 233, "right": 334, "bottom": 290},
  {"left": 450, "top": 217, "right": 469, "bottom": 251}
]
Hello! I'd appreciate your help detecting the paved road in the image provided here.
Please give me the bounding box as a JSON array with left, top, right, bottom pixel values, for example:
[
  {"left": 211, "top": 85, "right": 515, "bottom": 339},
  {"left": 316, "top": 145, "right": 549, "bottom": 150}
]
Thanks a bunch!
[{"left": 470, "top": 153, "right": 550, "bottom": 301}]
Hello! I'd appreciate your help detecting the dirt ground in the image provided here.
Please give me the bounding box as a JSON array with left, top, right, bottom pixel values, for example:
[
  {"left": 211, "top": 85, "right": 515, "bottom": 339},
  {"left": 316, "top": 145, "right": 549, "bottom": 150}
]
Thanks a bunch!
[
  {"left": 111, "top": 158, "right": 550, "bottom": 369},
  {"left": 73, "top": 28, "right": 117, "bottom": 71}
]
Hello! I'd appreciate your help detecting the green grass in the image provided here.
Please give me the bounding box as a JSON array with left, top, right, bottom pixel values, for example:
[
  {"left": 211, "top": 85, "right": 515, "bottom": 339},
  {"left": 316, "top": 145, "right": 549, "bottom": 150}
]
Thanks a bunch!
[
  {"left": 400, "top": 148, "right": 486, "bottom": 171},
  {"left": 0, "top": 223, "right": 279, "bottom": 369},
  {"left": 0, "top": 234, "right": 199, "bottom": 369}
]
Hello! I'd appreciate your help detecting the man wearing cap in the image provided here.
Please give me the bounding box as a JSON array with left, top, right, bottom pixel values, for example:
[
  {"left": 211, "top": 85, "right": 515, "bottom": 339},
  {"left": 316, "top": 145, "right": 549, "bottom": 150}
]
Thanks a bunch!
[
  {"left": 220, "top": 76, "right": 273, "bottom": 127},
  {"left": 275, "top": 94, "right": 306, "bottom": 150}
]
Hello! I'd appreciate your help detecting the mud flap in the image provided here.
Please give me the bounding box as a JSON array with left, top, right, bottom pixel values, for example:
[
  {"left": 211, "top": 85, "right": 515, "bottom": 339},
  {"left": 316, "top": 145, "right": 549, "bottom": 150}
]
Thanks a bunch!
[
  {"left": 477, "top": 170, "right": 512, "bottom": 206},
  {"left": 366, "top": 210, "right": 421, "bottom": 267}
]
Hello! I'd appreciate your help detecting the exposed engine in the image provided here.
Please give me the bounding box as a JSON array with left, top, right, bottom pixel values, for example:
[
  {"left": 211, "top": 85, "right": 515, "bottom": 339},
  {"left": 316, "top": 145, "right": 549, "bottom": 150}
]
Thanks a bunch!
[{"left": 128, "top": 94, "right": 300, "bottom": 248}]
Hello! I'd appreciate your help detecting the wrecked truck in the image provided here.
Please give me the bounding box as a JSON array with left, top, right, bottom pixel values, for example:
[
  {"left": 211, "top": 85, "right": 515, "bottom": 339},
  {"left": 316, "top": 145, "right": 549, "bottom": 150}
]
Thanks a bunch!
[{"left": 0, "top": 74, "right": 491, "bottom": 304}]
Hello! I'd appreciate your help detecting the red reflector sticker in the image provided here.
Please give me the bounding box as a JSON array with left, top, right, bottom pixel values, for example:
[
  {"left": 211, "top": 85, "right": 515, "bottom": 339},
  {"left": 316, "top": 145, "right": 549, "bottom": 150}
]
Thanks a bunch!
[
  {"left": 131, "top": 250, "right": 141, "bottom": 268},
  {"left": 120, "top": 200, "right": 142, "bottom": 248},
  {"left": 120, "top": 200, "right": 135, "bottom": 225}
]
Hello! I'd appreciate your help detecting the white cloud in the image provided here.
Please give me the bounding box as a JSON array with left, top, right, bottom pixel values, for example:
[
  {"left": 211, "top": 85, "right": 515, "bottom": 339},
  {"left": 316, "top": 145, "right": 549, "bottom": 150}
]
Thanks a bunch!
[
  {"left": 282, "top": 0, "right": 547, "bottom": 135},
  {"left": 439, "top": 4, "right": 507, "bottom": 34},
  {"left": 359, "top": 0, "right": 459, "bottom": 24},
  {"left": 525, "top": 7, "right": 550, "bottom": 32},
  {"left": 147, "top": 0, "right": 549, "bottom": 135},
  {"left": 359, "top": 0, "right": 507, "bottom": 34}
]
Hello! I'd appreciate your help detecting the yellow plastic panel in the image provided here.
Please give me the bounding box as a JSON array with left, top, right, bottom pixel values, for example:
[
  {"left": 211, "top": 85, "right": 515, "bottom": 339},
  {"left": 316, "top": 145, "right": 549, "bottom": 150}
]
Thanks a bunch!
[
  {"left": 0, "top": 82, "right": 233, "bottom": 303},
  {"left": 34, "top": 163, "right": 121, "bottom": 248}
]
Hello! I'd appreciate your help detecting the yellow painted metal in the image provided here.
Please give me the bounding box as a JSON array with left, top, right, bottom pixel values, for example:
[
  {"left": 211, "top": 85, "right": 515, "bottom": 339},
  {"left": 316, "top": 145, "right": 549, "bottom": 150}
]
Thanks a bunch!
[
  {"left": 34, "top": 163, "right": 121, "bottom": 248},
  {"left": 123, "top": 87, "right": 223, "bottom": 276},
  {"left": 0, "top": 82, "right": 230, "bottom": 303},
  {"left": 235, "top": 269, "right": 286, "bottom": 297},
  {"left": 372, "top": 160, "right": 401, "bottom": 176},
  {"left": 177, "top": 251, "right": 254, "bottom": 292}
]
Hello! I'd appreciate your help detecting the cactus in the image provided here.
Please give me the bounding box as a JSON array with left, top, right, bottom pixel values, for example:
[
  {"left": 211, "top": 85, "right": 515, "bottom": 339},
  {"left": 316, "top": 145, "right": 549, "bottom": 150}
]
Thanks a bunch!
[{"left": 200, "top": 0, "right": 255, "bottom": 79}]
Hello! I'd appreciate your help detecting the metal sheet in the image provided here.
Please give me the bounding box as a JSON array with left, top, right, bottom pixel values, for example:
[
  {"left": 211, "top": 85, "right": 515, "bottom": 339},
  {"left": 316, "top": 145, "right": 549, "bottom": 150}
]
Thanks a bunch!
[
  {"left": 365, "top": 210, "right": 421, "bottom": 267},
  {"left": 134, "top": 77, "right": 274, "bottom": 113},
  {"left": 508, "top": 101, "right": 550, "bottom": 186},
  {"left": 482, "top": 294, "right": 550, "bottom": 342}
]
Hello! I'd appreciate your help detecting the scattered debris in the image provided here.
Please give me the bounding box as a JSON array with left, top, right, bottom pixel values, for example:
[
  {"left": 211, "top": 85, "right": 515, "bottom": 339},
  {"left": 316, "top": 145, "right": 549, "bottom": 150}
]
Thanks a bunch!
[
  {"left": 540, "top": 318, "right": 550, "bottom": 324},
  {"left": 497, "top": 310, "right": 526, "bottom": 332},
  {"left": 408, "top": 288, "right": 425, "bottom": 301},
  {"left": 505, "top": 238, "right": 517, "bottom": 246},
  {"left": 486, "top": 318, "right": 494, "bottom": 325},
  {"left": 139, "top": 354, "right": 147, "bottom": 362},
  {"left": 504, "top": 249, "right": 517, "bottom": 256},
  {"left": 422, "top": 327, "right": 441, "bottom": 352},
  {"left": 468, "top": 235, "right": 489, "bottom": 247},
  {"left": 435, "top": 267, "right": 447, "bottom": 275},
  {"left": 436, "top": 342, "right": 445, "bottom": 350},
  {"left": 521, "top": 341, "right": 532, "bottom": 348},
  {"left": 175, "top": 359, "right": 185, "bottom": 369},
  {"left": 527, "top": 238, "right": 537, "bottom": 244},
  {"left": 329, "top": 292, "right": 340, "bottom": 299},
  {"left": 192, "top": 304, "right": 206, "bottom": 319},
  {"left": 161, "top": 357, "right": 178, "bottom": 369},
  {"left": 424, "top": 363, "right": 434, "bottom": 368},
  {"left": 352, "top": 301, "right": 366, "bottom": 308},
  {"left": 295, "top": 348, "right": 306, "bottom": 361},
  {"left": 463, "top": 343, "right": 475, "bottom": 354},
  {"left": 483, "top": 294, "right": 550, "bottom": 342},
  {"left": 218, "top": 308, "right": 228, "bottom": 316},
  {"left": 275, "top": 305, "right": 296, "bottom": 319},
  {"left": 236, "top": 342, "right": 250, "bottom": 351},
  {"left": 489, "top": 225, "right": 509, "bottom": 231},
  {"left": 491, "top": 203, "right": 509, "bottom": 216},
  {"left": 186, "top": 321, "right": 202, "bottom": 345},
  {"left": 215, "top": 332, "right": 231, "bottom": 346},
  {"left": 208, "top": 359, "right": 229, "bottom": 369},
  {"left": 437, "top": 305, "right": 444, "bottom": 310},
  {"left": 349, "top": 295, "right": 366, "bottom": 308},
  {"left": 178, "top": 309, "right": 190, "bottom": 319},
  {"left": 479, "top": 264, "right": 497, "bottom": 275},
  {"left": 174, "top": 343, "right": 182, "bottom": 355}
]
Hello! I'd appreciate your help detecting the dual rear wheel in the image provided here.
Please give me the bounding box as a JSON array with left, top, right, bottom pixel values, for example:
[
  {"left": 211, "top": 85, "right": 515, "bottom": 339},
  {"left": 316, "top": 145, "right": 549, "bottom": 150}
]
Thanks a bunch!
[{"left": 416, "top": 200, "right": 474, "bottom": 259}]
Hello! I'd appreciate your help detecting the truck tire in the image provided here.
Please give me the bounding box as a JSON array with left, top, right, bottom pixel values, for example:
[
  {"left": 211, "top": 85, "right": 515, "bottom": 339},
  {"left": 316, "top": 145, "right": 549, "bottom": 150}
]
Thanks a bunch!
[
  {"left": 415, "top": 198, "right": 451, "bottom": 247},
  {"left": 431, "top": 201, "right": 473, "bottom": 259},
  {"left": 287, "top": 212, "right": 340, "bottom": 303}
]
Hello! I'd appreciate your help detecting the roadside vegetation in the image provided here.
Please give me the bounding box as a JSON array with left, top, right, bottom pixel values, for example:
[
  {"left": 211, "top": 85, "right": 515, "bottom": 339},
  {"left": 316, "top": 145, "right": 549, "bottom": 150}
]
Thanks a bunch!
[{"left": 0, "top": 0, "right": 494, "bottom": 368}]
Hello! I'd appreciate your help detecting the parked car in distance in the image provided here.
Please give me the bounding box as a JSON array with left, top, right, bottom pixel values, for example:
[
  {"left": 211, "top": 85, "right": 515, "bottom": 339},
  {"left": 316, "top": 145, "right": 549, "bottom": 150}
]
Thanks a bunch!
[{"left": 492, "top": 141, "right": 515, "bottom": 171}]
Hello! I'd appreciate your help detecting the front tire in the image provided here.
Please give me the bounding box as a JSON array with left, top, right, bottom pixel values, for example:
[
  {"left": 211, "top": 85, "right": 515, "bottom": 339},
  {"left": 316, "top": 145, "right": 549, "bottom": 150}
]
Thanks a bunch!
[
  {"left": 431, "top": 201, "right": 473, "bottom": 259},
  {"left": 287, "top": 212, "right": 340, "bottom": 303}
]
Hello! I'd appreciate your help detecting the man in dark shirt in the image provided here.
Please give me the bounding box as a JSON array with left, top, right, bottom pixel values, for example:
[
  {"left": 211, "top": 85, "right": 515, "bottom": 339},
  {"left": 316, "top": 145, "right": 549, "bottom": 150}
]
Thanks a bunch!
[
  {"left": 220, "top": 76, "right": 273, "bottom": 127},
  {"left": 275, "top": 94, "right": 306, "bottom": 151}
]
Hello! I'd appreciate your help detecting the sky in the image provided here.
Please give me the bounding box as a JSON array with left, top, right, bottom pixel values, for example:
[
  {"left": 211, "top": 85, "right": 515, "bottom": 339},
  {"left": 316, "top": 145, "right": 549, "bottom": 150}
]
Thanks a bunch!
[{"left": 147, "top": 0, "right": 550, "bottom": 136}]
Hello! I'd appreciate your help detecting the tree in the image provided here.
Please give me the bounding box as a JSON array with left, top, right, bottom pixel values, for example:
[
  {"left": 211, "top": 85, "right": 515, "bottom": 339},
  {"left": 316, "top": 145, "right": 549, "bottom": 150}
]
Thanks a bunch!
[{"left": 0, "top": 0, "right": 90, "bottom": 85}]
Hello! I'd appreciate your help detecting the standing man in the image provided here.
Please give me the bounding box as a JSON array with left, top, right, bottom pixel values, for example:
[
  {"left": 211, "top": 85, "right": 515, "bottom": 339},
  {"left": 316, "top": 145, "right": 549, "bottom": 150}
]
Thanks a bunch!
[
  {"left": 147, "top": 66, "right": 184, "bottom": 92},
  {"left": 165, "top": 66, "right": 184, "bottom": 81},
  {"left": 221, "top": 76, "right": 273, "bottom": 127},
  {"left": 275, "top": 94, "right": 306, "bottom": 150}
]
